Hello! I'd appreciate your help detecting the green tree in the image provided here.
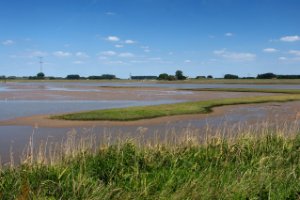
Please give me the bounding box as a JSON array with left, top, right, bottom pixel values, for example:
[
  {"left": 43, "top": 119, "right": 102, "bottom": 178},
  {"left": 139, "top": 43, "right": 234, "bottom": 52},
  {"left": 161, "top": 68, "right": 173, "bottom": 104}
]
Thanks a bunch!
[
  {"left": 224, "top": 74, "right": 239, "bottom": 79},
  {"left": 175, "top": 70, "right": 186, "bottom": 80},
  {"left": 158, "top": 73, "right": 169, "bottom": 80},
  {"left": 36, "top": 72, "right": 45, "bottom": 79},
  {"left": 66, "top": 74, "right": 80, "bottom": 79}
]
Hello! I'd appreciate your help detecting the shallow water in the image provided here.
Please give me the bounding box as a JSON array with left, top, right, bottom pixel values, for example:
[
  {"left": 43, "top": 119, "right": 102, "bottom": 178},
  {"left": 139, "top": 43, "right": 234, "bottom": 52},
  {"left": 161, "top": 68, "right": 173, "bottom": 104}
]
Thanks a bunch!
[
  {"left": 1, "top": 81, "right": 300, "bottom": 165},
  {"left": 2, "top": 81, "right": 300, "bottom": 91},
  {"left": 0, "top": 99, "right": 182, "bottom": 121}
]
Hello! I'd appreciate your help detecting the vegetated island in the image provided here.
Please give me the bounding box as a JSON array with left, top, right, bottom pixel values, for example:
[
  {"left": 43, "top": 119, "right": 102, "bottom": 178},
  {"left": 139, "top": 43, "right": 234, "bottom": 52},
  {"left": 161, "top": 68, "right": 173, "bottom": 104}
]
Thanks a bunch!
[{"left": 52, "top": 93, "right": 300, "bottom": 121}]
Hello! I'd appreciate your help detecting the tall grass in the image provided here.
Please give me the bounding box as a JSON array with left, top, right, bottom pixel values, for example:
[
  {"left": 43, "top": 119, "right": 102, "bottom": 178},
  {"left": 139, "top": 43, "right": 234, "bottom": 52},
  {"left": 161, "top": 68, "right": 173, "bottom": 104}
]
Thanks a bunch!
[{"left": 1, "top": 122, "right": 300, "bottom": 199}]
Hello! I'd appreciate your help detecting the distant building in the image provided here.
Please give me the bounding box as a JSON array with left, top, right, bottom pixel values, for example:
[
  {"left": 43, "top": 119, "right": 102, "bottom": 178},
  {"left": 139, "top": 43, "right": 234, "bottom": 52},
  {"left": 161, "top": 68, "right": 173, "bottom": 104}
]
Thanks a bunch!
[{"left": 130, "top": 76, "right": 158, "bottom": 80}]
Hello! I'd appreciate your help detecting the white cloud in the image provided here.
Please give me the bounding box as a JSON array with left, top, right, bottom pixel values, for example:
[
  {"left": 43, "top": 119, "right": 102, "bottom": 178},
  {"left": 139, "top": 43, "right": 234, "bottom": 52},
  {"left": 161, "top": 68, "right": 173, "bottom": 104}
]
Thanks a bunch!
[
  {"left": 119, "top": 52, "right": 135, "bottom": 58},
  {"left": 280, "top": 35, "right": 300, "bottom": 42},
  {"left": 98, "top": 56, "right": 107, "bottom": 60},
  {"left": 225, "top": 32, "right": 233, "bottom": 37},
  {"left": 75, "top": 52, "right": 89, "bottom": 58},
  {"left": 263, "top": 48, "right": 278, "bottom": 53},
  {"left": 124, "top": 39, "right": 136, "bottom": 44},
  {"left": 141, "top": 46, "right": 150, "bottom": 52},
  {"left": 278, "top": 57, "right": 287, "bottom": 60},
  {"left": 149, "top": 57, "right": 162, "bottom": 61},
  {"left": 100, "top": 51, "right": 117, "bottom": 56},
  {"left": 214, "top": 49, "right": 256, "bottom": 61},
  {"left": 289, "top": 50, "right": 300, "bottom": 56},
  {"left": 185, "top": 60, "right": 192, "bottom": 63},
  {"left": 115, "top": 44, "right": 123, "bottom": 48},
  {"left": 105, "top": 60, "right": 126, "bottom": 65},
  {"left": 106, "top": 36, "right": 120, "bottom": 42},
  {"left": 73, "top": 60, "right": 84, "bottom": 64},
  {"left": 2, "top": 40, "right": 15, "bottom": 46},
  {"left": 53, "top": 51, "right": 72, "bottom": 57},
  {"left": 29, "top": 51, "right": 48, "bottom": 57},
  {"left": 105, "top": 12, "right": 116, "bottom": 16}
]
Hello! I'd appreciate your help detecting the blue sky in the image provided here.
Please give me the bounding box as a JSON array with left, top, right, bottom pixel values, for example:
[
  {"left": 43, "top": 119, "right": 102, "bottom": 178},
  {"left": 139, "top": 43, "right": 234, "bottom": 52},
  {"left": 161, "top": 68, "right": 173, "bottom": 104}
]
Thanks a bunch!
[{"left": 1, "top": 0, "right": 300, "bottom": 78}]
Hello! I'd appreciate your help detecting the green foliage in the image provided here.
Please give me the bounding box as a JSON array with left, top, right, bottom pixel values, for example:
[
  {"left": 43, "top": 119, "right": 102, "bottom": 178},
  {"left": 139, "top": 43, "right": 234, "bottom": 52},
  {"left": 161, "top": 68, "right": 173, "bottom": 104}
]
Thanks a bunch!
[
  {"left": 157, "top": 73, "right": 169, "bottom": 80},
  {"left": 36, "top": 72, "right": 45, "bottom": 79},
  {"left": 66, "top": 74, "right": 80, "bottom": 79},
  {"left": 224, "top": 74, "right": 239, "bottom": 79},
  {"left": 53, "top": 94, "right": 300, "bottom": 121},
  {"left": 88, "top": 74, "right": 117, "bottom": 80},
  {"left": 2, "top": 134, "right": 300, "bottom": 199},
  {"left": 175, "top": 70, "right": 186, "bottom": 80},
  {"left": 257, "top": 72, "right": 277, "bottom": 79}
]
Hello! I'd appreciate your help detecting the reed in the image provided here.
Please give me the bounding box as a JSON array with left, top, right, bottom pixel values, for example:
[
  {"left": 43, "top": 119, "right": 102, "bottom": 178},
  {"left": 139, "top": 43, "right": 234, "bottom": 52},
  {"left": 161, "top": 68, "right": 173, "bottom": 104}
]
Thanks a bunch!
[{"left": 1, "top": 122, "right": 300, "bottom": 199}]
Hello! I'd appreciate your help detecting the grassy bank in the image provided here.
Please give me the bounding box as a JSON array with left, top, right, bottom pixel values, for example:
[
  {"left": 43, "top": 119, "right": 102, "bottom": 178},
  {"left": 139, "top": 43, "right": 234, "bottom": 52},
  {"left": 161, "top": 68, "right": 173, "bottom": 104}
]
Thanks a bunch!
[
  {"left": 183, "top": 88, "right": 300, "bottom": 94},
  {"left": 1, "top": 130, "right": 300, "bottom": 199},
  {"left": 52, "top": 94, "right": 300, "bottom": 121}
]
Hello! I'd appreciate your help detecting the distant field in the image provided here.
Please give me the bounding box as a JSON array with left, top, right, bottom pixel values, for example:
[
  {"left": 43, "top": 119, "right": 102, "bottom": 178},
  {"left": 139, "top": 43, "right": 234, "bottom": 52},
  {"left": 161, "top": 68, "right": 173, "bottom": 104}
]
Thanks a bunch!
[{"left": 4, "top": 79, "right": 300, "bottom": 84}]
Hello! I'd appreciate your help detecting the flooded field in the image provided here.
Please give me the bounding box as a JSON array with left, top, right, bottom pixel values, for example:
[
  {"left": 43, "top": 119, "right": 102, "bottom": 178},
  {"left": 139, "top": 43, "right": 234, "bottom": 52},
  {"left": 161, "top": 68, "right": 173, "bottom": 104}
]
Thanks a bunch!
[{"left": 0, "top": 81, "right": 300, "bottom": 164}]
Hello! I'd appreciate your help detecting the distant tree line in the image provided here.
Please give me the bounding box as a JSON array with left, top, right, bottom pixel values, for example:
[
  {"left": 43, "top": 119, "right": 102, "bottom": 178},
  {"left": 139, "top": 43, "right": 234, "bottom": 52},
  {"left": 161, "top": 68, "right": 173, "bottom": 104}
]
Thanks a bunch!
[
  {"left": 223, "top": 73, "right": 300, "bottom": 79},
  {"left": 3, "top": 71, "right": 300, "bottom": 81},
  {"left": 157, "top": 70, "right": 187, "bottom": 81}
]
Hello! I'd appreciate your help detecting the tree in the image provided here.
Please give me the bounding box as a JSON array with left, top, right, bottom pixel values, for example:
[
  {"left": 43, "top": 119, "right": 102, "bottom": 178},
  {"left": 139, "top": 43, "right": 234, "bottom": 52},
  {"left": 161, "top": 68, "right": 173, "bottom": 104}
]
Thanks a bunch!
[
  {"left": 257, "top": 73, "right": 277, "bottom": 79},
  {"left": 158, "top": 73, "right": 169, "bottom": 80},
  {"left": 224, "top": 74, "right": 239, "bottom": 79},
  {"left": 88, "top": 74, "right": 117, "bottom": 80},
  {"left": 66, "top": 74, "right": 80, "bottom": 79},
  {"left": 175, "top": 70, "right": 186, "bottom": 80},
  {"left": 207, "top": 75, "right": 213, "bottom": 79},
  {"left": 36, "top": 72, "right": 45, "bottom": 79}
]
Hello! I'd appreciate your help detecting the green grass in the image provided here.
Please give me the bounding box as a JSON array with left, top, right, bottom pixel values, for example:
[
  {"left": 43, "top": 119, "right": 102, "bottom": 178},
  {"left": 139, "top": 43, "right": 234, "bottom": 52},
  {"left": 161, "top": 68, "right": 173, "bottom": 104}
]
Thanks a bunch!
[
  {"left": 2, "top": 132, "right": 300, "bottom": 199},
  {"left": 183, "top": 87, "right": 300, "bottom": 94},
  {"left": 52, "top": 94, "right": 300, "bottom": 121}
]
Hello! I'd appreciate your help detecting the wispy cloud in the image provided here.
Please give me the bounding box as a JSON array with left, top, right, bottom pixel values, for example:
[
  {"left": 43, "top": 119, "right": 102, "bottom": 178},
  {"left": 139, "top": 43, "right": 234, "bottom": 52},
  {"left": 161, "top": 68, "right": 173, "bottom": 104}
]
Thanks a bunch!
[
  {"left": 119, "top": 52, "right": 135, "bottom": 58},
  {"left": 280, "top": 35, "right": 300, "bottom": 42},
  {"left": 289, "top": 50, "right": 300, "bottom": 56},
  {"left": 225, "top": 32, "right": 233, "bottom": 37},
  {"left": 75, "top": 52, "right": 89, "bottom": 58},
  {"left": 263, "top": 48, "right": 278, "bottom": 53},
  {"left": 278, "top": 57, "right": 287, "bottom": 60},
  {"left": 106, "top": 36, "right": 120, "bottom": 42},
  {"left": 105, "top": 12, "right": 116, "bottom": 16},
  {"left": 73, "top": 60, "right": 84, "bottom": 64},
  {"left": 29, "top": 50, "right": 48, "bottom": 57},
  {"left": 2, "top": 40, "right": 15, "bottom": 46},
  {"left": 105, "top": 60, "right": 127, "bottom": 65},
  {"left": 115, "top": 44, "right": 123, "bottom": 48},
  {"left": 141, "top": 46, "right": 150, "bottom": 53},
  {"left": 100, "top": 51, "right": 117, "bottom": 56},
  {"left": 214, "top": 49, "right": 256, "bottom": 61},
  {"left": 124, "top": 39, "right": 136, "bottom": 44},
  {"left": 53, "top": 51, "right": 72, "bottom": 57},
  {"left": 184, "top": 60, "right": 192, "bottom": 63}
]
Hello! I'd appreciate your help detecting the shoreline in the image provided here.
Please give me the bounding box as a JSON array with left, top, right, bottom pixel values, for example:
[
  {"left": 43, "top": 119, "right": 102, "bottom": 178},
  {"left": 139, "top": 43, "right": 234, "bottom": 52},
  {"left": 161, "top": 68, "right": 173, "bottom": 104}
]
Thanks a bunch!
[{"left": 1, "top": 101, "right": 299, "bottom": 128}]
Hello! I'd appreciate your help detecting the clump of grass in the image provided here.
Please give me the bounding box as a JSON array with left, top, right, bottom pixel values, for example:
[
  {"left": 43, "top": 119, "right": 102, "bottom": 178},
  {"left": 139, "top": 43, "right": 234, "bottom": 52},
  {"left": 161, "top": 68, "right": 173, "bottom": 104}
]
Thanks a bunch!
[
  {"left": 52, "top": 94, "right": 300, "bottom": 121},
  {"left": 1, "top": 124, "right": 300, "bottom": 199}
]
